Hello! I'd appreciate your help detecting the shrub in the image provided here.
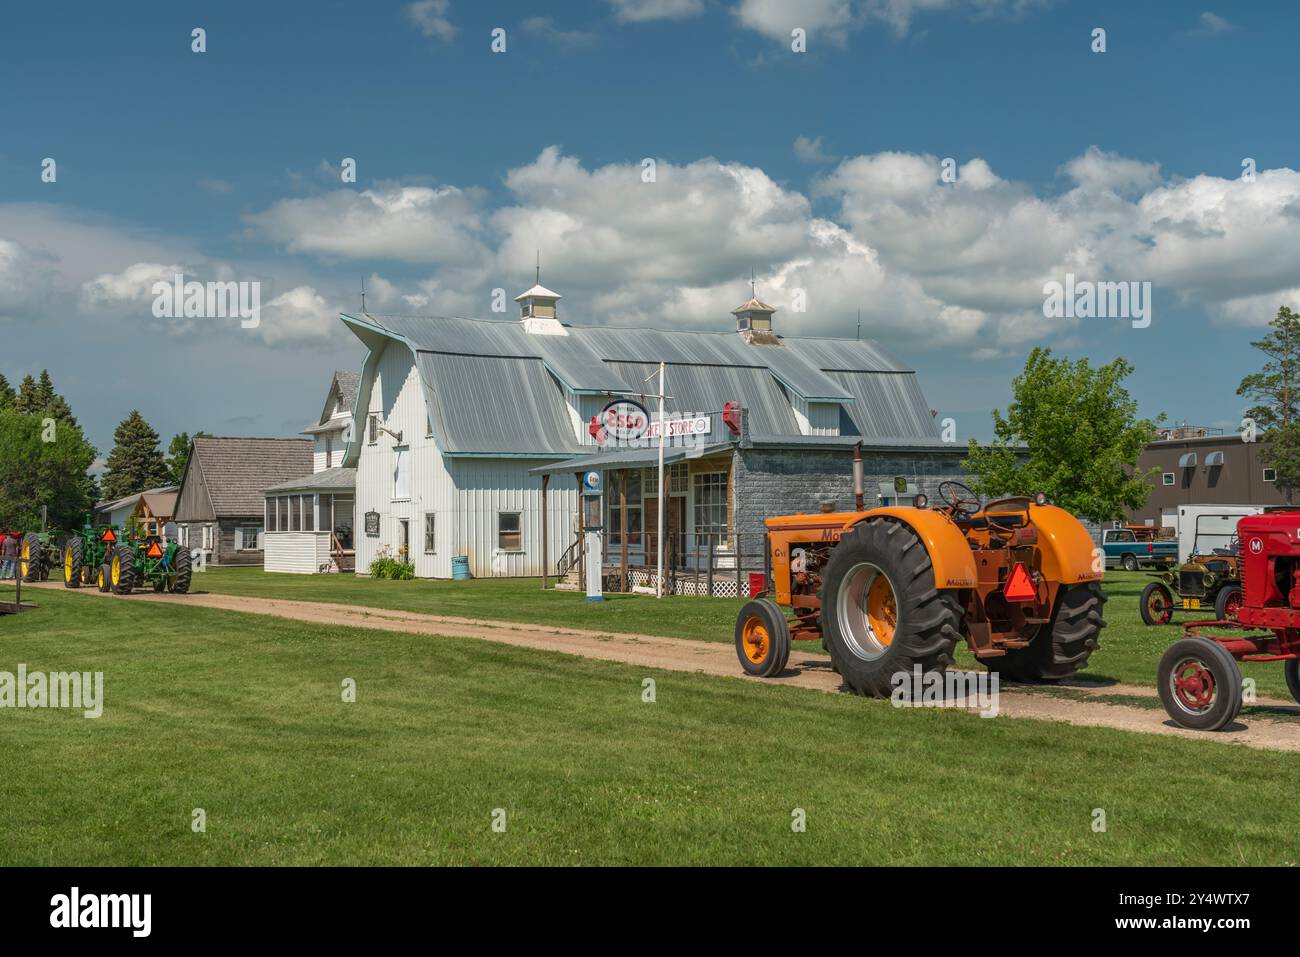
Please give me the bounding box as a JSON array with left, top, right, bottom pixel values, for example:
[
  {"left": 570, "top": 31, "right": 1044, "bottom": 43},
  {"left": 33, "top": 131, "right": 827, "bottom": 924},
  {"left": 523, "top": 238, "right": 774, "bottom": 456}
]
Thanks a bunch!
[{"left": 368, "top": 545, "right": 415, "bottom": 580}]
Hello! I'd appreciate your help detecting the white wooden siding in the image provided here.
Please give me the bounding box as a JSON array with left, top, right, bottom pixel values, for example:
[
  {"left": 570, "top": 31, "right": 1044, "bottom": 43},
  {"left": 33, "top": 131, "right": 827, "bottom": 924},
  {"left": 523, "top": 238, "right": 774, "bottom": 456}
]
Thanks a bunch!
[
  {"left": 353, "top": 342, "right": 578, "bottom": 579},
  {"left": 264, "top": 532, "right": 332, "bottom": 573},
  {"left": 790, "top": 395, "right": 840, "bottom": 436}
]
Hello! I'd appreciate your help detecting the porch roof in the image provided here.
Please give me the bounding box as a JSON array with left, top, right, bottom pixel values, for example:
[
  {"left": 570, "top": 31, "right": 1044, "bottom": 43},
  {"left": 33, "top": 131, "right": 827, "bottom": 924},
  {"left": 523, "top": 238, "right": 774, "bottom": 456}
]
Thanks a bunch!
[{"left": 528, "top": 442, "right": 734, "bottom": 476}]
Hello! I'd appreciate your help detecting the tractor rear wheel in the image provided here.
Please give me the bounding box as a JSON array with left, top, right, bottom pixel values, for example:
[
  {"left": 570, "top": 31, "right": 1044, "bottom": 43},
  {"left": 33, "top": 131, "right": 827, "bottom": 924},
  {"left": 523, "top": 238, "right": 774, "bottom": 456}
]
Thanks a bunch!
[
  {"left": 20, "top": 534, "right": 42, "bottom": 582},
  {"left": 819, "top": 518, "right": 962, "bottom": 698},
  {"left": 62, "top": 538, "right": 83, "bottom": 589},
  {"left": 110, "top": 543, "right": 136, "bottom": 595},
  {"left": 991, "top": 582, "right": 1106, "bottom": 683},
  {"left": 1140, "top": 582, "right": 1173, "bottom": 626},
  {"left": 1158, "top": 637, "right": 1243, "bottom": 731},
  {"left": 1285, "top": 659, "right": 1300, "bottom": 706},
  {"left": 734, "top": 598, "right": 791, "bottom": 677},
  {"left": 171, "top": 547, "right": 192, "bottom": 594}
]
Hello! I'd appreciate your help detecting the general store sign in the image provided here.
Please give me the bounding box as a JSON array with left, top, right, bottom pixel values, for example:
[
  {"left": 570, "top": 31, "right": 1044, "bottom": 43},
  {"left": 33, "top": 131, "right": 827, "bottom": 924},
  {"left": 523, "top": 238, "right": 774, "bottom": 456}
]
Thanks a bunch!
[{"left": 645, "top": 416, "right": 711, "bottom": 440}]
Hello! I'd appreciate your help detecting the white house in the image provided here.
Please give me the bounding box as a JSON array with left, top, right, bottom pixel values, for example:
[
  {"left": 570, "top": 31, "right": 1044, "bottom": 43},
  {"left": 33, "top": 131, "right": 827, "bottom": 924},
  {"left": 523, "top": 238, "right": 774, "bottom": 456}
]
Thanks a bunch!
[
  {"left": 262, "top": 371, "right": 358, "bottom": 573},
  {"left": 337, "top": 281, "right": 972, "bottom": 582}
]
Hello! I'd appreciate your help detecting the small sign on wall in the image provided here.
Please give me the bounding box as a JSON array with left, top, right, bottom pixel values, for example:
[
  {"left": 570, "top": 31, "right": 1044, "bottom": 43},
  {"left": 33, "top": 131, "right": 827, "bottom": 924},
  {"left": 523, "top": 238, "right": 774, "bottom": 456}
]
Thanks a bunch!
[{"left": 364, "top": 511, "right": 380, "bottom": 537}]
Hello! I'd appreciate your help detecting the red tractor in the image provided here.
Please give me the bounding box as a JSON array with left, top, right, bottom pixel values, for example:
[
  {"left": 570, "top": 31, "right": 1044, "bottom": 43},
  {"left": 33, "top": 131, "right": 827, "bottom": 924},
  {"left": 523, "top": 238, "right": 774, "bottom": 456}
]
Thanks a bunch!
[{"left": 1159, "top": 509, "right": 1300, "bottom": 730}]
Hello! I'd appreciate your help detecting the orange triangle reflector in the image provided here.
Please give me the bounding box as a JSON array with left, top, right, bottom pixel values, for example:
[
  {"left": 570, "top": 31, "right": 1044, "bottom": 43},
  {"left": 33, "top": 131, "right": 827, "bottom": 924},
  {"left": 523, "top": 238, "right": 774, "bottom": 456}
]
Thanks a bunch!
[
  {"left": 145, "top": 543, "right": 163, "bottom": 558},
  {"left": 1004, "top": 562, "right": 1036, "bottom": 602},
  {"left": 101, "top": 529, "right": 117, "bottom": 543}
]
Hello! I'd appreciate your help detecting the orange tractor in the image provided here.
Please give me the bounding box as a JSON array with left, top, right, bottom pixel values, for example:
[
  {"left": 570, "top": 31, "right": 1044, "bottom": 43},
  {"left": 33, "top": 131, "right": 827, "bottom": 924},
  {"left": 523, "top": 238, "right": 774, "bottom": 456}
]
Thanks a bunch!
[{"left": 735, "top": 479, "right": 1106, "bottom": 695}]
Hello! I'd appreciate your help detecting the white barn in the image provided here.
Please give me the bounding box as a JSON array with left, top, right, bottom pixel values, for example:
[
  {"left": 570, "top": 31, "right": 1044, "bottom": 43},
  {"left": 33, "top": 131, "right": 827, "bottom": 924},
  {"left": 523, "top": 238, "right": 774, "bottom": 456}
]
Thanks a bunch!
[{"left": 338, "top": 282, "right": 971, "bottom": 582}]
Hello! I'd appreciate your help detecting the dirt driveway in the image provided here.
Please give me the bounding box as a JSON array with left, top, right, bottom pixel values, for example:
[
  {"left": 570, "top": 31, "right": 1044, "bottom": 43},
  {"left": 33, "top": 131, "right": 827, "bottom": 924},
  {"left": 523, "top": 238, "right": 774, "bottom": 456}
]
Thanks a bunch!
[{"left": 32, "top": 582, "right": 1300, "bottom": 752}]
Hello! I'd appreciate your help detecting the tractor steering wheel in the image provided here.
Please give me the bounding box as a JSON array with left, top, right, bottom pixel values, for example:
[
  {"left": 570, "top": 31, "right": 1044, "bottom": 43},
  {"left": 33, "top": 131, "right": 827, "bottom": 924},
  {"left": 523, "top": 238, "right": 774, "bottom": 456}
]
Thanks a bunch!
[{"left": 937, "top": 481, "right": 981, "bottom": 516}]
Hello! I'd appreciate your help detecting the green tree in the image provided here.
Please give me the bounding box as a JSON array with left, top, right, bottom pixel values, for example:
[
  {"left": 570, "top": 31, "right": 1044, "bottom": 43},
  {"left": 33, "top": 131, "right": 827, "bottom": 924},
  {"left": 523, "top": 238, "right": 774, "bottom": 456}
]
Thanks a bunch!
[
  {"left": 1237, "top": 305, "right": 1300, "bottom": 503},
  {"left": 101, "top": 410, "right": 171, "bottom": 500},
  {"left": 0, "top": 374, "right": 14, "bottom": 410},
  {"left": 962, "top": 348, "right": 1162, "bottom": 523},
  {"left": 0, "top": 408, "right": 98, "bottom": 530},
  {"left": 14, "top": 374, "right": 38, "bottom": 414},
  {"left": 165, "top": 430, "right": 209, "bottom": 484}
]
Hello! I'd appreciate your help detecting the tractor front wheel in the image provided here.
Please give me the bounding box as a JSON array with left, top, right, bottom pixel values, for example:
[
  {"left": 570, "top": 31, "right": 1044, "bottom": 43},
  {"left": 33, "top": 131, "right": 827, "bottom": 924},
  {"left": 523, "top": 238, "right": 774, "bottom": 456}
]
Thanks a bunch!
[
  {"left": 1157, "top": 637, "right": 1243, "bottom": 732},
  {"left": 991, "top": 581, "right": 1106, "bottom": 682},
  {"left": 1140, "top": 582, "right": 1174, "bottom": 626},
  {"left": 97, "top": 564, "right": 111, "bottom": 593},
  {"left": 171, "top": 547, "right": 193, "bottom": 594},
  {"left": 735, "top": 598, "right": 791, "bottom": 678},
  {"left": 110, "top": 543, "right": 136, "bottom": 595},
  {"left": 819, "top": 518, "right": 962, "bottom": 698},
  {"left": 62, "top": 538, "right": 83, "bottom": 589}
]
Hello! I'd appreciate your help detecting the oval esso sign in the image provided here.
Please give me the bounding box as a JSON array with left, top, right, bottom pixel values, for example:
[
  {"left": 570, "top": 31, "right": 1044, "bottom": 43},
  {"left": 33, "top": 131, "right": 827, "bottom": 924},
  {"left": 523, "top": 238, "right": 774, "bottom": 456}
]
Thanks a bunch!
[{"left": 601, "top": 399, "right": 649, "bottom": 441}]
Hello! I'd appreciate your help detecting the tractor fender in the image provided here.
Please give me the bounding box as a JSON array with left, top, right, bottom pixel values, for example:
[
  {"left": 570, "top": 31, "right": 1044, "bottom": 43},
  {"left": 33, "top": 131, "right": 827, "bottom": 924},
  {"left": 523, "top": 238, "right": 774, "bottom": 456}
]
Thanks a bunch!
[
  {"left": 855, "top": 508, "right": 977, "bottom": 589},
  {"left": 1026, "top": 504, "right": 1103, "bottom": 585}
]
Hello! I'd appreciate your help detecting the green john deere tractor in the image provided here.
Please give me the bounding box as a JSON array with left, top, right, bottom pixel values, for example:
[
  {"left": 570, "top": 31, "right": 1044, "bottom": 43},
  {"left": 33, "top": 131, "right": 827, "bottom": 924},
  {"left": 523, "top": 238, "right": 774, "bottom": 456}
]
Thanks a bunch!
[
  {"left": 19, "top": 529, "right": 62, "bottom": 582},
  {"left": 97, "top": 536, "right": 192, "bottom": 595},
  {"left": 61, "top": 517, "right": 121, "bottom": 590}
]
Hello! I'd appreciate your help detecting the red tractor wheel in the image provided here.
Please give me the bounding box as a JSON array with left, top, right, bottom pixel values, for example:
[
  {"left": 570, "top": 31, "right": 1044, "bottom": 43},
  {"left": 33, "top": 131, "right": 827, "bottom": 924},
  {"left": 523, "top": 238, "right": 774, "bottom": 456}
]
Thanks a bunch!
[
  {"left": 1139, "top": 582, "right": 1174, "bottom": 626},
  {"left": 1157, "top": 637, "right": 1243, "bottom": 731}
]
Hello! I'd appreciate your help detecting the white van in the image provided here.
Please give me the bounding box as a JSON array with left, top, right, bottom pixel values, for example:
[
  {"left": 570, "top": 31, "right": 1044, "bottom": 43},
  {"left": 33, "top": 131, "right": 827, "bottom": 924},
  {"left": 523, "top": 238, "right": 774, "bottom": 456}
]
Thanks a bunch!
[{"left": 1175, "top": 505, "right": 1264, "bottom": 564}]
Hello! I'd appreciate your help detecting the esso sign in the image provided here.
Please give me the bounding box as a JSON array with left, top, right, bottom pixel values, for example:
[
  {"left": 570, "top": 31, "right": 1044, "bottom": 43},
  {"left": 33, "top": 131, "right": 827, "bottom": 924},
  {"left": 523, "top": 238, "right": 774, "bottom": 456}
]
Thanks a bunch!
[{"left": 600, "top": 400, "right": 649, "bottom": 442}]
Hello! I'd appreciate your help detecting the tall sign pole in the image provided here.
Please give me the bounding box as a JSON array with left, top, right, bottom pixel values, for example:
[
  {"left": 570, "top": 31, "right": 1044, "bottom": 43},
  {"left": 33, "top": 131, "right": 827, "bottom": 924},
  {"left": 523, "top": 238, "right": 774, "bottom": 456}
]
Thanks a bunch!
[{"left": 656, "top": 361, "right": 666, "bottom": 599}]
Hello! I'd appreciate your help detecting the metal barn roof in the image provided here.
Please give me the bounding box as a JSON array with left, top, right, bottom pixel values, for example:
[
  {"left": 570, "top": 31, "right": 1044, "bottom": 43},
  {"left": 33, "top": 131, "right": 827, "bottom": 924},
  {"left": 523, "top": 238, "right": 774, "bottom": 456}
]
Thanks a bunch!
[{"left": 342, "top": 312, "right": 941, "bottom": 457}]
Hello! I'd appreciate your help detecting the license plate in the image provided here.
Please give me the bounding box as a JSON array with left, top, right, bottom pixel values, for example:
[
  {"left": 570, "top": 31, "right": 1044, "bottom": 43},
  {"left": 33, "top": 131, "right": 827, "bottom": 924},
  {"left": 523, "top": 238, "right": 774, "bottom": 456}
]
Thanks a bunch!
[{"left": 1183, "top": 598, "right": 1200, "bottom": 610}]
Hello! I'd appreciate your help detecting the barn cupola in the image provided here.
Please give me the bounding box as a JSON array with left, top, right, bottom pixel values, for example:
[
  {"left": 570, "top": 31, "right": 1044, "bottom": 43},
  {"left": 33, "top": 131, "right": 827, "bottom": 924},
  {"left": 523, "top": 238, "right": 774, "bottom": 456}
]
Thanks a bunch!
[
  {"left": 515, "top": 256, "right": 567, "bottom": 336},
  {"left": 732, "top": 273, "right": 779, "bottom": 344}
]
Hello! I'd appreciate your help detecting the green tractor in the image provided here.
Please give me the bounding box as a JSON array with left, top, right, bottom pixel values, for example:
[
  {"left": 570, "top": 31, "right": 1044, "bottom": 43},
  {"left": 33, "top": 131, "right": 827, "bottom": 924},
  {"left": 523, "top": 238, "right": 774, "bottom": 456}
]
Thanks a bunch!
[
  {"left": 19, "top": 529, "right": 63, "bottom": 582},
  {"left": 98, "top": 536, "right": 192, "bottom": 595},
  {"left": 60, "top": 518, "right": 121, "bottom": 590}
]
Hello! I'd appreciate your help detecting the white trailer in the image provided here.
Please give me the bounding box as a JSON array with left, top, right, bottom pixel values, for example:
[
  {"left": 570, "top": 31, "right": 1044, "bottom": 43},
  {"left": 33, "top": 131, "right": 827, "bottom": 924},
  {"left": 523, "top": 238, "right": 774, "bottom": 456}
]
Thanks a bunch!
[{"left": 1175, "top": 504, "right": 1265, "bottom": 564}]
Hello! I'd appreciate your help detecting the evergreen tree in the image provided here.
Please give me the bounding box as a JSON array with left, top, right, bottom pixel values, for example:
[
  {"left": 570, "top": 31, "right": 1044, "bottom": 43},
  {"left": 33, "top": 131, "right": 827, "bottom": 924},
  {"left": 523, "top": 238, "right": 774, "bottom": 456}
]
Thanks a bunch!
[
  {"left": 0, "top": 373, "right": 14, "bottom": 410},
  {"left": 14, "top": 374, "right": 38, "bottom": 414},
  {"left": 33, "top": 370, "right": 76, "bottom": 425},
  {"left": 1238, "top": 306, "right": 1300, "bottom": 503},
  {"left": 101, "top": 410, "right": 171, "bottom": 500}
]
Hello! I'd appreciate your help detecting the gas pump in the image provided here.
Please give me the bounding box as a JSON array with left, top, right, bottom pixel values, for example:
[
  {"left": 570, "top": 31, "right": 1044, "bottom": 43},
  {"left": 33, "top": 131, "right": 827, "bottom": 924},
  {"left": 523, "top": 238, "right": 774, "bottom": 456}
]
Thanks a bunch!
[{"left": 581, "top": 470, "right": 604, "bottom": 602}]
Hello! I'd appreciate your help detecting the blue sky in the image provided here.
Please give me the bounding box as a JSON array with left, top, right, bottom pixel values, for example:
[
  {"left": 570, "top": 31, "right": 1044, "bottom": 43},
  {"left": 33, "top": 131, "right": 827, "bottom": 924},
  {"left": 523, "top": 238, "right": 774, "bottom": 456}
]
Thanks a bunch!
[{"left": 4, "top": 0, "right": 1299, "bottom": 456}]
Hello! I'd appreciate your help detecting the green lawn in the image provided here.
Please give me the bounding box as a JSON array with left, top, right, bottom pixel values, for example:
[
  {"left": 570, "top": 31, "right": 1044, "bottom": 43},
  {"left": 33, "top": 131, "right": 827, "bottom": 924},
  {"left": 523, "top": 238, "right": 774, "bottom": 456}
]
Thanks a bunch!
[
  {"left": 1, "top": 585, "right": 1299, "bottom": 865},
  {"left": 190, "top": 566, "right": 1298, "bottom": 699}
]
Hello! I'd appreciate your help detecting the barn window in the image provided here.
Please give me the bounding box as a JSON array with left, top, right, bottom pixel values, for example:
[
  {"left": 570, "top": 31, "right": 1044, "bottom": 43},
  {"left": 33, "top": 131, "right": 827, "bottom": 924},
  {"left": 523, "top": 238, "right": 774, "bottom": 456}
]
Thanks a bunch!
[
  {"left": 1264, "top": 468, "right": 1277, "bottom": 482},
  {"left": 393, "top": 446, "right": 410, "bottom": 500},
  {"left": 1162, "top": 472, "right": 1175, "bottom": 486},
  {"left": 368, "top": 415, "right": 378, "bottom": 445},
  {"left": 498, "top": 512, "right": 522, "bottom": 551},
  {"left": 424, "top": 513, "right": 436, "bottom": 554},
  {"left": 237, "top": 527, "right": 262, "bottom": 551}
]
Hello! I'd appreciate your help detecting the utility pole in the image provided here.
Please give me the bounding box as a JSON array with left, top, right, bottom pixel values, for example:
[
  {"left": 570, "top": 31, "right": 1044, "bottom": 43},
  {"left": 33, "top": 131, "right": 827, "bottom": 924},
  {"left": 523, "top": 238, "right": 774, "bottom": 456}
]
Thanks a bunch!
[{"left": 656, "top": 361, "right": 666, "bottom": 599}]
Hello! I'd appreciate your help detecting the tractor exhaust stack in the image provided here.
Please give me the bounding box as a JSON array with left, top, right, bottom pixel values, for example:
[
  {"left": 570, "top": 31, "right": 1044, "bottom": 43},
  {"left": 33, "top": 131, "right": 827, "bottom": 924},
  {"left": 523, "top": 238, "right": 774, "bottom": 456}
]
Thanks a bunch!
[{"left": 853, "top": 442, "right": 864, "bottom": 511}]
